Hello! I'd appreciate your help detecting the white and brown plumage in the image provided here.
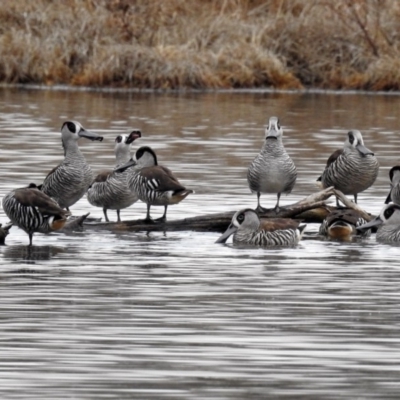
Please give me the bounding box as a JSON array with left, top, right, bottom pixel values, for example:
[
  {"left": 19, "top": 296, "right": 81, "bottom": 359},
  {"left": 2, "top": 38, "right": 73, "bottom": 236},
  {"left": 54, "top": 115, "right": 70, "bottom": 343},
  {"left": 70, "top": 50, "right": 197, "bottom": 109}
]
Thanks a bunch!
[
  {"left": 318, "top": 130, "right": 379, "bottom": 205},
  {"left": 2, "top": 184, "right": 71, "bottom": 246},
  {"left": 87, "top": 130, "right": 141, "bottom": 222},
  {"left": 385, "top": 166, "right": 400, "bottom": 205},
  {"left": 216, "top": 208, "right": 306, "bottom": 246},
  {"left": 357, "top": 203, "right": 400, "bottom": 243},
  {"left": 41, "top": 121, "right": 103, "bottom": 210},
  {"left": 116, "top": 146, "right": 193, "bottom": 222},
  {"left": 247, "top": 116, "right": 297, "bottom": 213},
  {"left": 319, "top": 208, "right": 370, "bottom": 240}
]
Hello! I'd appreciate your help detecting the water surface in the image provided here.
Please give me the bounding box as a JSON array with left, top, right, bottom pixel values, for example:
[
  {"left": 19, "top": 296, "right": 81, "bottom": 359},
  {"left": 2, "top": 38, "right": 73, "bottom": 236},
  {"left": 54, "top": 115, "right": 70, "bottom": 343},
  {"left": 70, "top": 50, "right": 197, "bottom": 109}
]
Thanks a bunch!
[{"left": 0, "top": 88, "right": 400, "bottom": 399}]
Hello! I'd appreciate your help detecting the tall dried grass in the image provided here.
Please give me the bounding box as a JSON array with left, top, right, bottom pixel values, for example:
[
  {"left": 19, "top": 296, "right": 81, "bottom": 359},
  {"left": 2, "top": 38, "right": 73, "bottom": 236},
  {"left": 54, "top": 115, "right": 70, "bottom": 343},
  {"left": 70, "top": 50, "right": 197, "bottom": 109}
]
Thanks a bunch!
[{"left": 0, "top": 0, "right": 400, "bottom": 89}]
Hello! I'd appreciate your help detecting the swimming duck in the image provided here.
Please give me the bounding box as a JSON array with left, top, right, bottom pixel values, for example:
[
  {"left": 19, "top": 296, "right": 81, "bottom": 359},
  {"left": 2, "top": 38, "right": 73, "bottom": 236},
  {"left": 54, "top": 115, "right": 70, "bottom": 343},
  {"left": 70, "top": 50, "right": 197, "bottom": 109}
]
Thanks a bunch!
[
  {"left": 247, "top": 116, "right": 297, "bottom": 213},
  {"left": 41, "top": 121, "right": 103, "bottom": 210},
  {"left": 116, "top": 146, "right": 193, "bottom": 222},
  {"left": 357, "top": 203, "right": 400, "bottom": 242},
  {"left": 318, "top": 130, "right": 379, "bottom": 205},
  {"left": 87, "top": 130, "right": 141, "bottom": 222},
  {"left": 319, "top": 208, "right": 371, "bottom": 240},
  {"left": 385, "top": 166, "right": 400, "bottom": 205},
  {"left": 216, "top": 208, "right": 306, "bottom": 246}
]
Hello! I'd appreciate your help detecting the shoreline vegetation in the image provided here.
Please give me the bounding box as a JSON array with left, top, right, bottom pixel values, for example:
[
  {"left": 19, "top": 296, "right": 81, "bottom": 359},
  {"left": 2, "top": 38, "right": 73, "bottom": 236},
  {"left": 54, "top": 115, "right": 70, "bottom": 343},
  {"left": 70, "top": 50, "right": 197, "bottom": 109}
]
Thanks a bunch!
[{"left": 1, "top": 0, "right": 400, "bottom": 91}]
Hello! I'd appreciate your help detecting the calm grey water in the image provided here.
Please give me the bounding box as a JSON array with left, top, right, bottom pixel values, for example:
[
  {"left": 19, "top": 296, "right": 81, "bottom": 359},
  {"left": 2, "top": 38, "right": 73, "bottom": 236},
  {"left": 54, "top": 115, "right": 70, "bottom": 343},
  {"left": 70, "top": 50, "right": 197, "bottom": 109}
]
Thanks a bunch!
[{"left": 0, "top": 87, "right": 400, "bottom": 399}]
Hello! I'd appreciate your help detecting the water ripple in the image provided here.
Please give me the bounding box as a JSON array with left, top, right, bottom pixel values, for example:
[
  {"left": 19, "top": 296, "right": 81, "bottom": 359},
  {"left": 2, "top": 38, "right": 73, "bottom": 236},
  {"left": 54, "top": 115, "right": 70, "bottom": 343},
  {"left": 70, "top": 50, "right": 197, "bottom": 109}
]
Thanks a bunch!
[{"left": 0, "top": 89, "right": 399, "bottom": 399}]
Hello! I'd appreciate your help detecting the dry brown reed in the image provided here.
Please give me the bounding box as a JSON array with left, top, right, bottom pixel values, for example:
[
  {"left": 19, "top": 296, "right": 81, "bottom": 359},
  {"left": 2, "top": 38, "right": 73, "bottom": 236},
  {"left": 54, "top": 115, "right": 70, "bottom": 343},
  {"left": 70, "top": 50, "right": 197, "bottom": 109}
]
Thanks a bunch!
[{"left": 0, "top": 0, "right": 400, "bottom": 90}]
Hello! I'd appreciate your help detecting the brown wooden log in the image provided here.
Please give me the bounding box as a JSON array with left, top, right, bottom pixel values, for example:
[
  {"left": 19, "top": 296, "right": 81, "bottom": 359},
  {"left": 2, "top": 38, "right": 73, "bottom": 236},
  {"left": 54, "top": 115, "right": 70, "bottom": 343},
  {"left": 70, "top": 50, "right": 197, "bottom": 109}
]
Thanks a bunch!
[
  {"left": 81, "top": 188, "right": 338, "bottom": 233},
  {"left": 60, "top": 187, "right": 375, "bottom": 234}
]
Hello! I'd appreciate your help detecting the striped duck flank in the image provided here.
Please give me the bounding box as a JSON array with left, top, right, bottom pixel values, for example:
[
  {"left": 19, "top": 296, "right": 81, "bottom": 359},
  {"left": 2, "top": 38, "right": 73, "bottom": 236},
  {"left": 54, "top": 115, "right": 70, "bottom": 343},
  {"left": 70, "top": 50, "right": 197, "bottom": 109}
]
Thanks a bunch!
[
  {"left": 318, "top": 130, "right": 379, "bottom": 206},
  {"left": 41, "top": 121, "right": 103, "bottom": 210},
  {"left": 385, "top": 165, "right": 400, "bottom": 205},
  {"left": 2, "top": 184, "right": 71, "bottom": 246},
  {"left": 247, "top": 116, "right": 297, "bottom": 213},
  {"left": 116, "top": 146, "right": 193, "bottom": 222},
  {"left": 319, "top": 208, "right": 371, "bottom": 240},
  {"left": 216, "top": 208, "right": 306, "bottom": 246},
  {"left": 87, "top": 130, "right": 141, "bottom": 222},
  {"left": 357, "top": 204, "right": 400, "bottom": 243}
]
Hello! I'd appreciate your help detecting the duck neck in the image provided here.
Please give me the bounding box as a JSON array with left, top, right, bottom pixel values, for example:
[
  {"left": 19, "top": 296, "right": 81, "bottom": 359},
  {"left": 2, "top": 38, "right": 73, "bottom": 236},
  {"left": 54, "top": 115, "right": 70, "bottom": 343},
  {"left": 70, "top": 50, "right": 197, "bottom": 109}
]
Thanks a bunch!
[
  {"left": 262, "top": 138, "right": 284, "bottom": 155},
  {"left": 63, "top": 140, "right": 84, "bottom": 161},
  {"left": 392, "top": 171, "right": 400, "bottom": 187},
  {"left": 115, "top": 149, "right": 131, "bottom": 168}
]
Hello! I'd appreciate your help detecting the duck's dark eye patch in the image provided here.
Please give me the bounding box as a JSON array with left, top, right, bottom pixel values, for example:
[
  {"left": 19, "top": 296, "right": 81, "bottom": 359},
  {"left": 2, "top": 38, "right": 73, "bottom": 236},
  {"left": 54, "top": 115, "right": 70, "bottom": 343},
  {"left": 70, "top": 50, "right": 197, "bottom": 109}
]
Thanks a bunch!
[
  {"left": 116, "top": 135, "right": 122, "bottom": 143},
  {"left": 348, "top": 133, "right": 354, "bottom": 144},
  {"left": 389, "top": 166, "right": 400, "bottom": 182},
  {"left": 136, "top": 148, "right": 144, "bottom": 160},
  {"left": 237, "top": 213, "right": 245, "bottom": 223},
  {"left": 66, "top": 122, "right": 76, "bottom": 133},
  {"left": 384, "top": 207, "right": 395, "bottom": 220}
]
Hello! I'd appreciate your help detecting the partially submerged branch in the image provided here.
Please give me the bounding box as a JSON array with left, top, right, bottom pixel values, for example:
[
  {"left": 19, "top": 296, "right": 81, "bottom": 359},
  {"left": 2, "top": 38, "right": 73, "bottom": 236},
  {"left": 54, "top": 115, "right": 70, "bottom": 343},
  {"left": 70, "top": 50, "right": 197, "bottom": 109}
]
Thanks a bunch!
[
  {"left": 82, "top": 188, "right": 336, "bottom": 233},
  {"left": 332, "top": 189, "right": 373, "bottom": 221}
]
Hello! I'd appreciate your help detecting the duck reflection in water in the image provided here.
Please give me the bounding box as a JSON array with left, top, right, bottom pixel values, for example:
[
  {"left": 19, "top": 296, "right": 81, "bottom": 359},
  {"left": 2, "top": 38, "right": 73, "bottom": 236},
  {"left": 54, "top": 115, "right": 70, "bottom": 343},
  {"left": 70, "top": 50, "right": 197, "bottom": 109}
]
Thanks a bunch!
[{"left": 3, "top": 245, "right": 65, "bottom": 264}]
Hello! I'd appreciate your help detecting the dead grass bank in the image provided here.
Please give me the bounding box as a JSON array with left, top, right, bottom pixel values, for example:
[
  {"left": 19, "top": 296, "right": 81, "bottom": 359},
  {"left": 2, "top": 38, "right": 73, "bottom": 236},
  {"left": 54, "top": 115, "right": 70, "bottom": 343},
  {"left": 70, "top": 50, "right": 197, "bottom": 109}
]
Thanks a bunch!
[{"left": 0, "top": 0, "right": 400, "bottom": 90}]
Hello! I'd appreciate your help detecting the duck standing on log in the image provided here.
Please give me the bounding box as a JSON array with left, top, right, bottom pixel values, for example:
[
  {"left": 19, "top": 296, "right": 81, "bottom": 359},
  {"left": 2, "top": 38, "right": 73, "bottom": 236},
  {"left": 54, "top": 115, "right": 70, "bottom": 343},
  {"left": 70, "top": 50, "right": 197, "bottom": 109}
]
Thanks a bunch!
[
  {"left": 41, "top": 121, "right": 103, "bottom": 210},
  {"left": 216, "top": 208, "right": 306, "bottom": 246},
  {"left": 116, "top": 146, "right": 193, "bottom": 222},
  {"left": 317, "top": 130, "right": 379, "bottom": 206},
  {"left": 87, "top": 130, "right": 141, "bottom": 222},
  {"left": 247, "top": 116, "right": 297, "bottom": 213},
  {"left": 2, "top": 184, "right": 71, "bottom": 246}
]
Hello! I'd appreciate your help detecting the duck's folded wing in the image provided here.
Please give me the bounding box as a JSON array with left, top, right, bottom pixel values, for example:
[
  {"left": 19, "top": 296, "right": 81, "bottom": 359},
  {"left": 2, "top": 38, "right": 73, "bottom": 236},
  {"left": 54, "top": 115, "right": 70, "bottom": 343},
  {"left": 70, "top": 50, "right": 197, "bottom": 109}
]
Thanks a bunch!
[
  {"left": 326, "top": 149, "right": 343, "bottom": 168},
  {"left": 92, "top": 170, "right": 113, "bottom": 184},
  {"left": 259, "top": 218, "right": 300, "bottom": 232},
  {"left": 14, "top": 188, "right": 69, "bottom": 216},
  {"left": 140, "top": 166, "right": 187, "bottom": 192}
]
